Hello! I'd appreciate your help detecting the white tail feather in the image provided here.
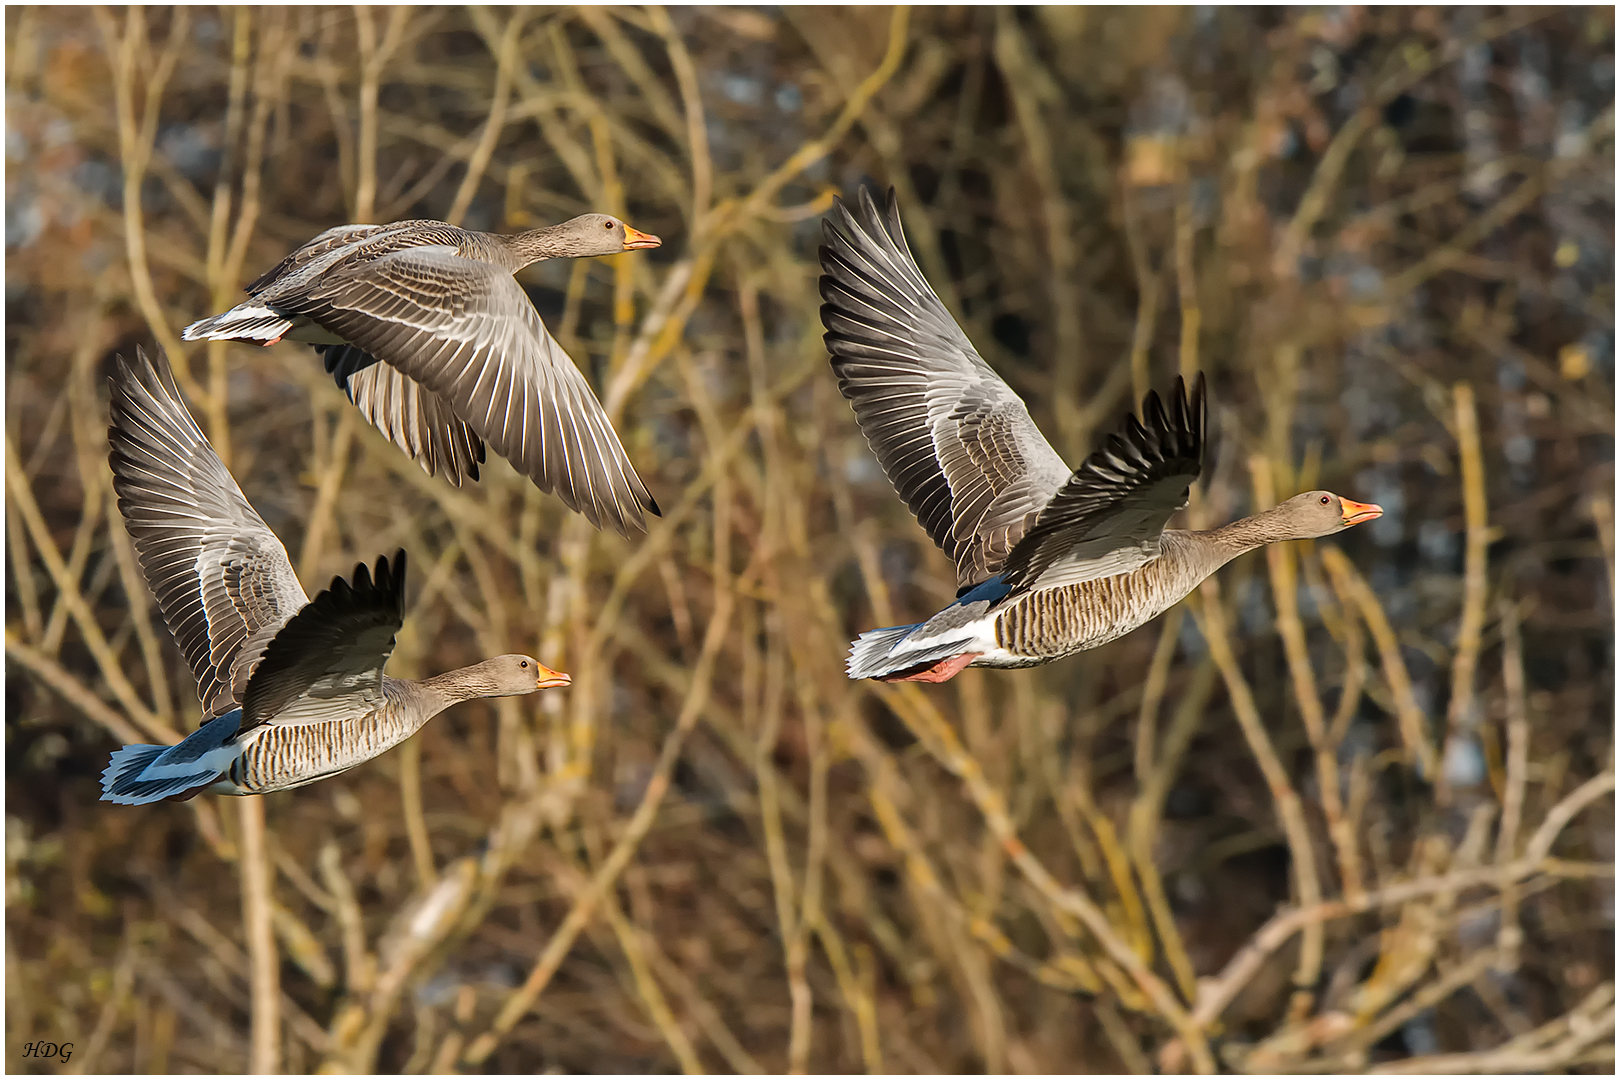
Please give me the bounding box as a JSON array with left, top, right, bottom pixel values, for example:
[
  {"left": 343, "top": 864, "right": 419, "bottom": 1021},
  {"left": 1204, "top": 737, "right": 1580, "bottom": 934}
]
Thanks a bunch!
[
  {"left": 100, "top": 744, "right": 225, "bottom": 804},
  {"left": 100, "top": 711, "right": 243, "bottom": 805},
  {"left": 183, "top": 304, "right": 293, "bottom": 342}
]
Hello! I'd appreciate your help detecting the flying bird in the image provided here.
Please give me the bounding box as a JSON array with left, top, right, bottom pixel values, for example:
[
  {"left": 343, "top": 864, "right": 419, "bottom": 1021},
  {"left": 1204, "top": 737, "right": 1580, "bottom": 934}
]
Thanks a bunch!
[
  {"left": 100, "top": 347, "right": 571, "bottom": 804},
  {"left": 819, "top": 188, "right": 1383, "bottom": 683},
  {"left": 184, "top": 212, "right": 664, "bottom": 536}
]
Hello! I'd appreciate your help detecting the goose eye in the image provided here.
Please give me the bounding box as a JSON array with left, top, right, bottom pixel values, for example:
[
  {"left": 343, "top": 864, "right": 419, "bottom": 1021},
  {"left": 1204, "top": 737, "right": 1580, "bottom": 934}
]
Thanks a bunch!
[
  {"left": 1320, "top": 495, "right": 1331, "bottom": 505},
  {"left": 520, "top": 660, "right": 529, "bottom": 668}
]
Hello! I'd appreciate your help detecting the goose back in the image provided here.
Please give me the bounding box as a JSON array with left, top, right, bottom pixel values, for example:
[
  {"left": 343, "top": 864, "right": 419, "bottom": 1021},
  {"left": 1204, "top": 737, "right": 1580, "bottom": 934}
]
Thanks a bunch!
[{"left": 246, "top": 221, "right": 491, "bottom": 297}]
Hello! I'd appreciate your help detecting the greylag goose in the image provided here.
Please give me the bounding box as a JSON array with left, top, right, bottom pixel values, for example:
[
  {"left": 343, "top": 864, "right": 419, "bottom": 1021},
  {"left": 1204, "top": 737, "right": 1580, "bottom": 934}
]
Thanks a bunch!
[
  {"left": 182, "top": 213, "right": 664, "bottom": 537},
  {"left": 820, "top": 189, "right": 1383, "bottom": 683},
  {"left": 99, "top": 347, "right": 570, "bottom": 805}
]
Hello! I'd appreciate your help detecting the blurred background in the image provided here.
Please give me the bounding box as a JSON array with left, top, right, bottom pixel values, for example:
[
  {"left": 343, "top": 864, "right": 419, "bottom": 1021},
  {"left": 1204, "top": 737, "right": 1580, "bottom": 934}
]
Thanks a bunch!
[{"left": 6, "top": 5, "right": 1614, "bottom": 1074}]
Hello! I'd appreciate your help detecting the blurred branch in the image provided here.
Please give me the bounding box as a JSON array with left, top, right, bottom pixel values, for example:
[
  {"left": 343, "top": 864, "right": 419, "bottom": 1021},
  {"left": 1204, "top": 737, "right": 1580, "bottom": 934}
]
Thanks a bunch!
[
  {"left": 1591, "top": 493, "right": 1614, "bottom": 598},
  {"left": 1386, "top": 111, "right": 1612, "bottom": 298},
  {"left": 1493, "top": 596, "right": 1530, "bottom": 970},
  {"left": 236, "top": 799, "right": 280, "bottom": 1074},
  {"left": 601, "top": 888, "right": 705, "bottom": 1074},
  {"left": 398, "top": 737, "right": 437, "bottom": 891},
  {"left": 644, "top": 7, "right": 713, "bottom": 228},
  {"left": 1128, "top": 655, "right": 1213, "bottom": 1004},
  {"left": 1174, "top": 767, "right": 1614, "bottom": 1042},
  {"left": 1436, "top": 382, "right": 1489, "bottom": 806},
  {"left": 1321, "top": 546, "right": 1440, "bottom": 777},
  {"left": 1367, "top": 981, "right": 1613, "bottom": 1073},
  {"left": 95, "top": 5, "right": 193, "bottom": 389},
  {"left": 730, "top": 5, "right": 911, "bottom": 224},
  {"left": 354, "top": 5, "right": 413, "bottom": 221},
  {"left": 6, "top": 634, "right": 160, "bottom": 747},
  {"left": 69, "top": 937, "right": 137, "bottom": 1075},
  {"left": 464, "top": 491, "right": 741, "bottom": 1065},
  {"left": 445, "top": 7, "right": 526, "bottom": 227},
  {"left": 296, "top": 409, "right": 357, "bottom": 583},
  {"left": 7, "top": 490, "right": 44, "bottom": 639},
  {"left": 871, "top": 682, "right": 1216, "bottom": 1072},
  {"left": 6, "top": 438, "right": 175, "bottom": 742},
  {"left": 1194, "top": 572, "right": 1327, "bottom": 997},
  {"left": 995, "top": 8, "right": 1085, "bottom": 457},
  {"left": 155, "top": 884, "right": 330, "bottom": 1055}
]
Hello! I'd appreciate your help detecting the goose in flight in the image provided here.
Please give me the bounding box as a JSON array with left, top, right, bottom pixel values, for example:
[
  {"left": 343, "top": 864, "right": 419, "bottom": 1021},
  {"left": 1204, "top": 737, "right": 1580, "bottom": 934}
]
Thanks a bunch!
[
  {"left": 183, "top": 212, "right": 663, "bottom": 537},
  {"left": 100, "top": 347, "right": 570, "bottom": 804},
  {"left": 819, "top": 188, "right": 1383, "bottom": 683}
]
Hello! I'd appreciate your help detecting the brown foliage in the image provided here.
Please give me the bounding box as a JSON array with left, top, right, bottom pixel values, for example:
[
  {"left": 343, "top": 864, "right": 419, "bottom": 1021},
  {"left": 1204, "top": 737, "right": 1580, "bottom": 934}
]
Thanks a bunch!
[{"left": 6, "top": 6, "right": 1614, "bottom": 1073}]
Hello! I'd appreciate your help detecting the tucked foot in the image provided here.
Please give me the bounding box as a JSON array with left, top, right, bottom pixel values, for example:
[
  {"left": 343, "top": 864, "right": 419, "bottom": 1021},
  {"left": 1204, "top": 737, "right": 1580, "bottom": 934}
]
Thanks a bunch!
[
  {"left": 877, "top": 652, "right": 982, "bottom": 684},
  {"left": 262, "top": 335, "right": 283, "bottom": 346}
]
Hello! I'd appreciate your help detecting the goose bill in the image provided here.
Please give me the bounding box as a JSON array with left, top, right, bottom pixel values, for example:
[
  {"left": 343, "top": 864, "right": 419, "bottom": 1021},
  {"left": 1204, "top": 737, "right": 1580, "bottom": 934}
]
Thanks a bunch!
[
  {"left": 1340, "top": 498, "right": 1383, "bottom": 526},
  {"left": 537, "top": 666, "right": 572, "bottom": 689},
  {"left": 621, "top": 225, "right": 661, "bottom": 250}
]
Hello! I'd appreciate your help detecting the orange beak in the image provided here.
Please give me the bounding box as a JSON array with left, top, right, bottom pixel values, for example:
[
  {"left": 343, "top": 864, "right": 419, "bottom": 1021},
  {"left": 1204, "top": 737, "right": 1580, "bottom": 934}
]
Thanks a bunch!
[
  {"left": 536, "top": 666, "right": 572, "bottom": 690},
  {"left": 621, "top": 224, "right": 662, "bottom": 250},
  {"left": 1340, "top": 498, "right": 1383, "bottom": 527}
]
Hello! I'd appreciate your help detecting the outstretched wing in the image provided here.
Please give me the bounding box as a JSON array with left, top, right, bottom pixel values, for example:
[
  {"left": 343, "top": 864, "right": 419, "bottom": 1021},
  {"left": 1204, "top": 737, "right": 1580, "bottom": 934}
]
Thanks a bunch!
[
  {"left": 819, "top": 187, "right": 1073, "bottom": 589},
  {"left": 240, "top": 550, "right": 407, "bottom": 730},
  {"left": 319, "top": 344, "right": 486, "bottom": 487},
  {"left": 278, "top": 246, "right": 658, "bottom": 537},
  {"left": 108, "top": 347, "right": 310, "bottom": 718},
  {"left": 999, "top": 374, "right": 1207, "bottom": 591}
]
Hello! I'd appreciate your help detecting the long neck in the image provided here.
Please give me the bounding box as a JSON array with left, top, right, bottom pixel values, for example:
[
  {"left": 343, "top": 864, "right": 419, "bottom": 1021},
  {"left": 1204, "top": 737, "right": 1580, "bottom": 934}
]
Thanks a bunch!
[
  {"left": 410, "top": 665, "right": 495, "bottom": 714},
  {"left": 1201, "top": 503, "right": 1309, "bottom": 562},
  {"left": 504, "top": 225, "right": 573, "bottom": 268}
]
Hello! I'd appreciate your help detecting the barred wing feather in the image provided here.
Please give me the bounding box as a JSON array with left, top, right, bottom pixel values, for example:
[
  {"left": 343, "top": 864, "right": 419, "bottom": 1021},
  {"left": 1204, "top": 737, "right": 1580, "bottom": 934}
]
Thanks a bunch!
[
  {"left": 281, "top": 246, "right": 656, "bottom": 537},
  {"left": 322, "top": 345, "right": 486, "bottom": 486},
  {"left": 819, "top": 188, "right": 1071, "bottom": 589},
  {"left": 107, "top": 348, "right": 310, "bottom": 718}
]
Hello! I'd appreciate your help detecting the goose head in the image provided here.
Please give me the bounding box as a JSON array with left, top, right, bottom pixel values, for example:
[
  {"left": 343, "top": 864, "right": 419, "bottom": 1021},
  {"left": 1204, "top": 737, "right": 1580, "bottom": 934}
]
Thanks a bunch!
[
  {"left": 1274, "top": 490, "right": 1384, "bottom": 538},
  {"left": 539, "top": 213, "right": 662, "bottom": 257},
  {"left": 461, "top": 654, "right": 572, "bottom": 697}
]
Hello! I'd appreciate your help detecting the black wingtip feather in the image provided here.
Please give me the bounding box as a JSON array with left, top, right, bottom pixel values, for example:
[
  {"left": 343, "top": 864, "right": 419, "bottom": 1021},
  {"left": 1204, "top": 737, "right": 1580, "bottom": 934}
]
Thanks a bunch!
[
  {"left": 306, "top": 550, "right": 409, "bottom": 640},
  {"left": 239, "top": 548, "right": 408, "bottom": 727},
  {"left": 1000, "top": 373, "right": 1210, "bottom": 589}
]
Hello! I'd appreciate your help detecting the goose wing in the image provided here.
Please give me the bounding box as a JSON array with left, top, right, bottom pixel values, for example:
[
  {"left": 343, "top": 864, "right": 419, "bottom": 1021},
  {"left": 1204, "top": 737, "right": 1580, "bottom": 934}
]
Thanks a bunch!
[
  {"left": 319, "top": 344, "right": 486, "bottom": 486},
  {"left": 108, "top": 347, "right": 311, "bottom": 719},
  {"left": 999, "top": 375, "right": 1206, "bottom": 592},
  {"left": 245, "top": 223, "right": 388, "bottom": 294},
  {"left": 278, "top": 246, "right": 658, "bottom": 537},
  {"left": 819, "top": 187, "right": 1073, "bottom": 589},
  {"left": 239, "top": 551, "right": 406, "bottom": 730}
]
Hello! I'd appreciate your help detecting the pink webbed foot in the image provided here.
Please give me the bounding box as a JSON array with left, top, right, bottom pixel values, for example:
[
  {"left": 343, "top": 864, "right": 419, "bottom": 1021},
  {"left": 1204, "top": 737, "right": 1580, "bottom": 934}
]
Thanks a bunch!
[
  {"left": 262, "top": 335, "right": 283, "bottom": 346},
  {"left": 877, "top": 652, "right": 983, "bottom": 684}
]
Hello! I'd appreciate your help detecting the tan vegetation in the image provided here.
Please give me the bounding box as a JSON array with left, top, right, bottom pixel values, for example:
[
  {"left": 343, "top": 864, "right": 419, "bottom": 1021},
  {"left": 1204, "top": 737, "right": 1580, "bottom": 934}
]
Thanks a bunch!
[{"left": 6, "top": 6, "right": 1614, "bottom": 1073}]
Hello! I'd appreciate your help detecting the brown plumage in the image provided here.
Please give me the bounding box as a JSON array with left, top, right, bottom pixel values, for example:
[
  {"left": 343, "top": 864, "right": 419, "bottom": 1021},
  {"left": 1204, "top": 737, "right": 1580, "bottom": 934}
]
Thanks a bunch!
[
  {"left": 183, "top": 213, "right": 663, "bottom": 537},
  {"left": 100, "top": 347, "right": 570, "bottom": 805},
  {"left": 821, "top": 188, "right": 1383, "bottom": 683}
]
